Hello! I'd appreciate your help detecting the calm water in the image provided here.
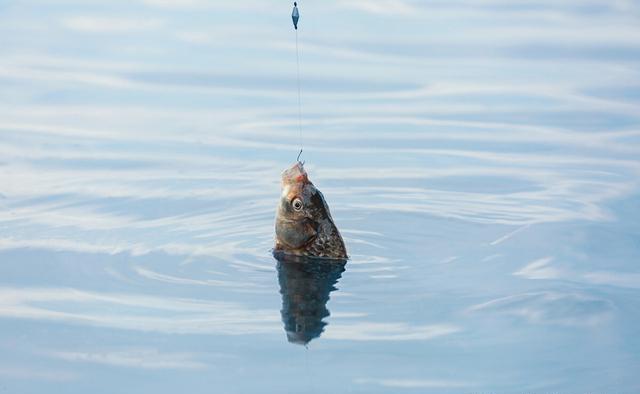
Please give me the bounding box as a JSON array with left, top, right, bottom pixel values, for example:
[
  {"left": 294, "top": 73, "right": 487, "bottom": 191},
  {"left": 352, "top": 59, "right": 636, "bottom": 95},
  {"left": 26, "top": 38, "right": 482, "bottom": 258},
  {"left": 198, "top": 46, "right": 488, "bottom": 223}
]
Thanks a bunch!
[{"left": 1, "top": 1, "right": 640, "bottom": 393}]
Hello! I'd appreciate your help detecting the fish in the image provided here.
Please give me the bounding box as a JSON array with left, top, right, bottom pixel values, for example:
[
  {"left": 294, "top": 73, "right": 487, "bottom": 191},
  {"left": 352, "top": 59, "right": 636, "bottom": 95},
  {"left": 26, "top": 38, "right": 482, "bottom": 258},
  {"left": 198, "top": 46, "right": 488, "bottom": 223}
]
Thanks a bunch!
[{"left": 274, "top": 162, "right": 347, "bottom": 260}]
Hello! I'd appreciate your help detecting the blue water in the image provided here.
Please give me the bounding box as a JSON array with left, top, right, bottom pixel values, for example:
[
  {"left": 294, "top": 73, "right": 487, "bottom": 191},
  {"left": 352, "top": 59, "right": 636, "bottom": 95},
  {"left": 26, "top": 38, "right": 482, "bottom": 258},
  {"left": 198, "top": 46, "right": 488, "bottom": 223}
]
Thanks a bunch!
[{"left": 1, "top": 1, "right": 640, "bottom": 393}]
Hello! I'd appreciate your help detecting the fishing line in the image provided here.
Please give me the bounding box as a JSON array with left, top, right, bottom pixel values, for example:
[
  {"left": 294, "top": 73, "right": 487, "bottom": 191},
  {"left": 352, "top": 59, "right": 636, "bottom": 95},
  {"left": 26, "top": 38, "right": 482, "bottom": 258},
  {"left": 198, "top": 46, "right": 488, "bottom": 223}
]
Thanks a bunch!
[
  {"left": 295, "top": 26, "right": 303, "bottom": 162},
  {"left": 293, "top": 2, "right": 303, "bottom": 163}
]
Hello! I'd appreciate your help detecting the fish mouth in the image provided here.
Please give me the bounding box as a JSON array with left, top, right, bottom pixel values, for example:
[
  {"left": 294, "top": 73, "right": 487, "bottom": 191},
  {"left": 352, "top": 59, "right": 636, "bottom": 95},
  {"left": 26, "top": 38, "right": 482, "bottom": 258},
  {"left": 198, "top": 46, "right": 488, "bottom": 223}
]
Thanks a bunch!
[{"left": 281, "top": 162, "right": 309, "bottom": 185}]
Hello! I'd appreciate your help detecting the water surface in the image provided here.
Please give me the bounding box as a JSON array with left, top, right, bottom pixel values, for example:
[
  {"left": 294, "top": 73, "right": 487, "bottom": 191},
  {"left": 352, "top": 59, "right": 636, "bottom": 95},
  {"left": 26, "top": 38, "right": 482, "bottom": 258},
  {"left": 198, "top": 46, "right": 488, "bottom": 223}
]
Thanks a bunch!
[{"left": 1, "top": 1, "right": 639, "bottom": 393}]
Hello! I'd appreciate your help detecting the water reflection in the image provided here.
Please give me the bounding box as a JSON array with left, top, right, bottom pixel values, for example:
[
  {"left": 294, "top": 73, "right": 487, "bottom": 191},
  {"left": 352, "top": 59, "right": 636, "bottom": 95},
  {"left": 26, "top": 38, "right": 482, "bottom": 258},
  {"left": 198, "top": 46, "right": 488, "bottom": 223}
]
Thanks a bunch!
[{"left": 275, "top": 255, "right": 347, "bottom": 346}]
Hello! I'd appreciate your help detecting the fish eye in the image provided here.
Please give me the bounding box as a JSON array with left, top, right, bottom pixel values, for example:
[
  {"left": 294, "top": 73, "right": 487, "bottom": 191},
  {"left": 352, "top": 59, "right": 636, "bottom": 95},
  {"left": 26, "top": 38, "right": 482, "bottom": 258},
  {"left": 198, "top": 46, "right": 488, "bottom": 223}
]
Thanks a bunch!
[{"left": 292, "top": 198, "right": 303, "bottom": 211}]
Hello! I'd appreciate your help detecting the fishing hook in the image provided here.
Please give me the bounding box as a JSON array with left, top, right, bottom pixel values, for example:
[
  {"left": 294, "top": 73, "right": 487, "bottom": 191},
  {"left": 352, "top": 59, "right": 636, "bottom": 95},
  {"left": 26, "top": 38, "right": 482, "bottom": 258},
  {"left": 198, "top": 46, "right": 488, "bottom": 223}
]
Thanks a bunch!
[{"left": 297, "top": 148, "right": 304, "bottom": 164}]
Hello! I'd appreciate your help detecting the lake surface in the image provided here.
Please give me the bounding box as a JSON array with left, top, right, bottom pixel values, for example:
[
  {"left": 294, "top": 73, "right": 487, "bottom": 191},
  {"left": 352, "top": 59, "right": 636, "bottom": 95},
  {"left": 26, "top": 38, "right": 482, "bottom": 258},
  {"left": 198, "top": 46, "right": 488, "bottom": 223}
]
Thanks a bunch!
[{"left": 1, "top": 1, "right": 640, "bottom": 393}]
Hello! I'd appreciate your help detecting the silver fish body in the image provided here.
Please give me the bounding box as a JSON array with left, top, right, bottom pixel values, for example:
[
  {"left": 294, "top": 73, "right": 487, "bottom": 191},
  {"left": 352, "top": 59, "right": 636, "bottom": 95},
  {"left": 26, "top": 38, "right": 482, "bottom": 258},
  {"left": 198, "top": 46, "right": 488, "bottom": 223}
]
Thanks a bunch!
[{"left": 274, "top": 162, "right": 347, "bottom": 260}]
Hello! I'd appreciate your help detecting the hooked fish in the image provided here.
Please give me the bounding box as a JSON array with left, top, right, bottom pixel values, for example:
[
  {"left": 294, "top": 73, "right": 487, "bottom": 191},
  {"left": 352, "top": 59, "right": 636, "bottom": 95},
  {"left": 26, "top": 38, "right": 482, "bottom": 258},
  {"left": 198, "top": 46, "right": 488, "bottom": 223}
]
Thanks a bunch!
[{"left": 274, "top": 162, "right": 347, "bottom": 260}]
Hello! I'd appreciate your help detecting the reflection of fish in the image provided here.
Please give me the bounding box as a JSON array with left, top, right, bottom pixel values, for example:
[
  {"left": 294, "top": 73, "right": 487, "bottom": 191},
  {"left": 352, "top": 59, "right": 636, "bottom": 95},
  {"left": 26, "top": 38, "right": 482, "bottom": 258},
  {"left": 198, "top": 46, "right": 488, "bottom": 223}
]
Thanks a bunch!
[
  {"left": 276, "top": 256, "right": 346, "bottom": 345},
  {"left": 274, "top": 162, "right": 347, "bottom": 259}
]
